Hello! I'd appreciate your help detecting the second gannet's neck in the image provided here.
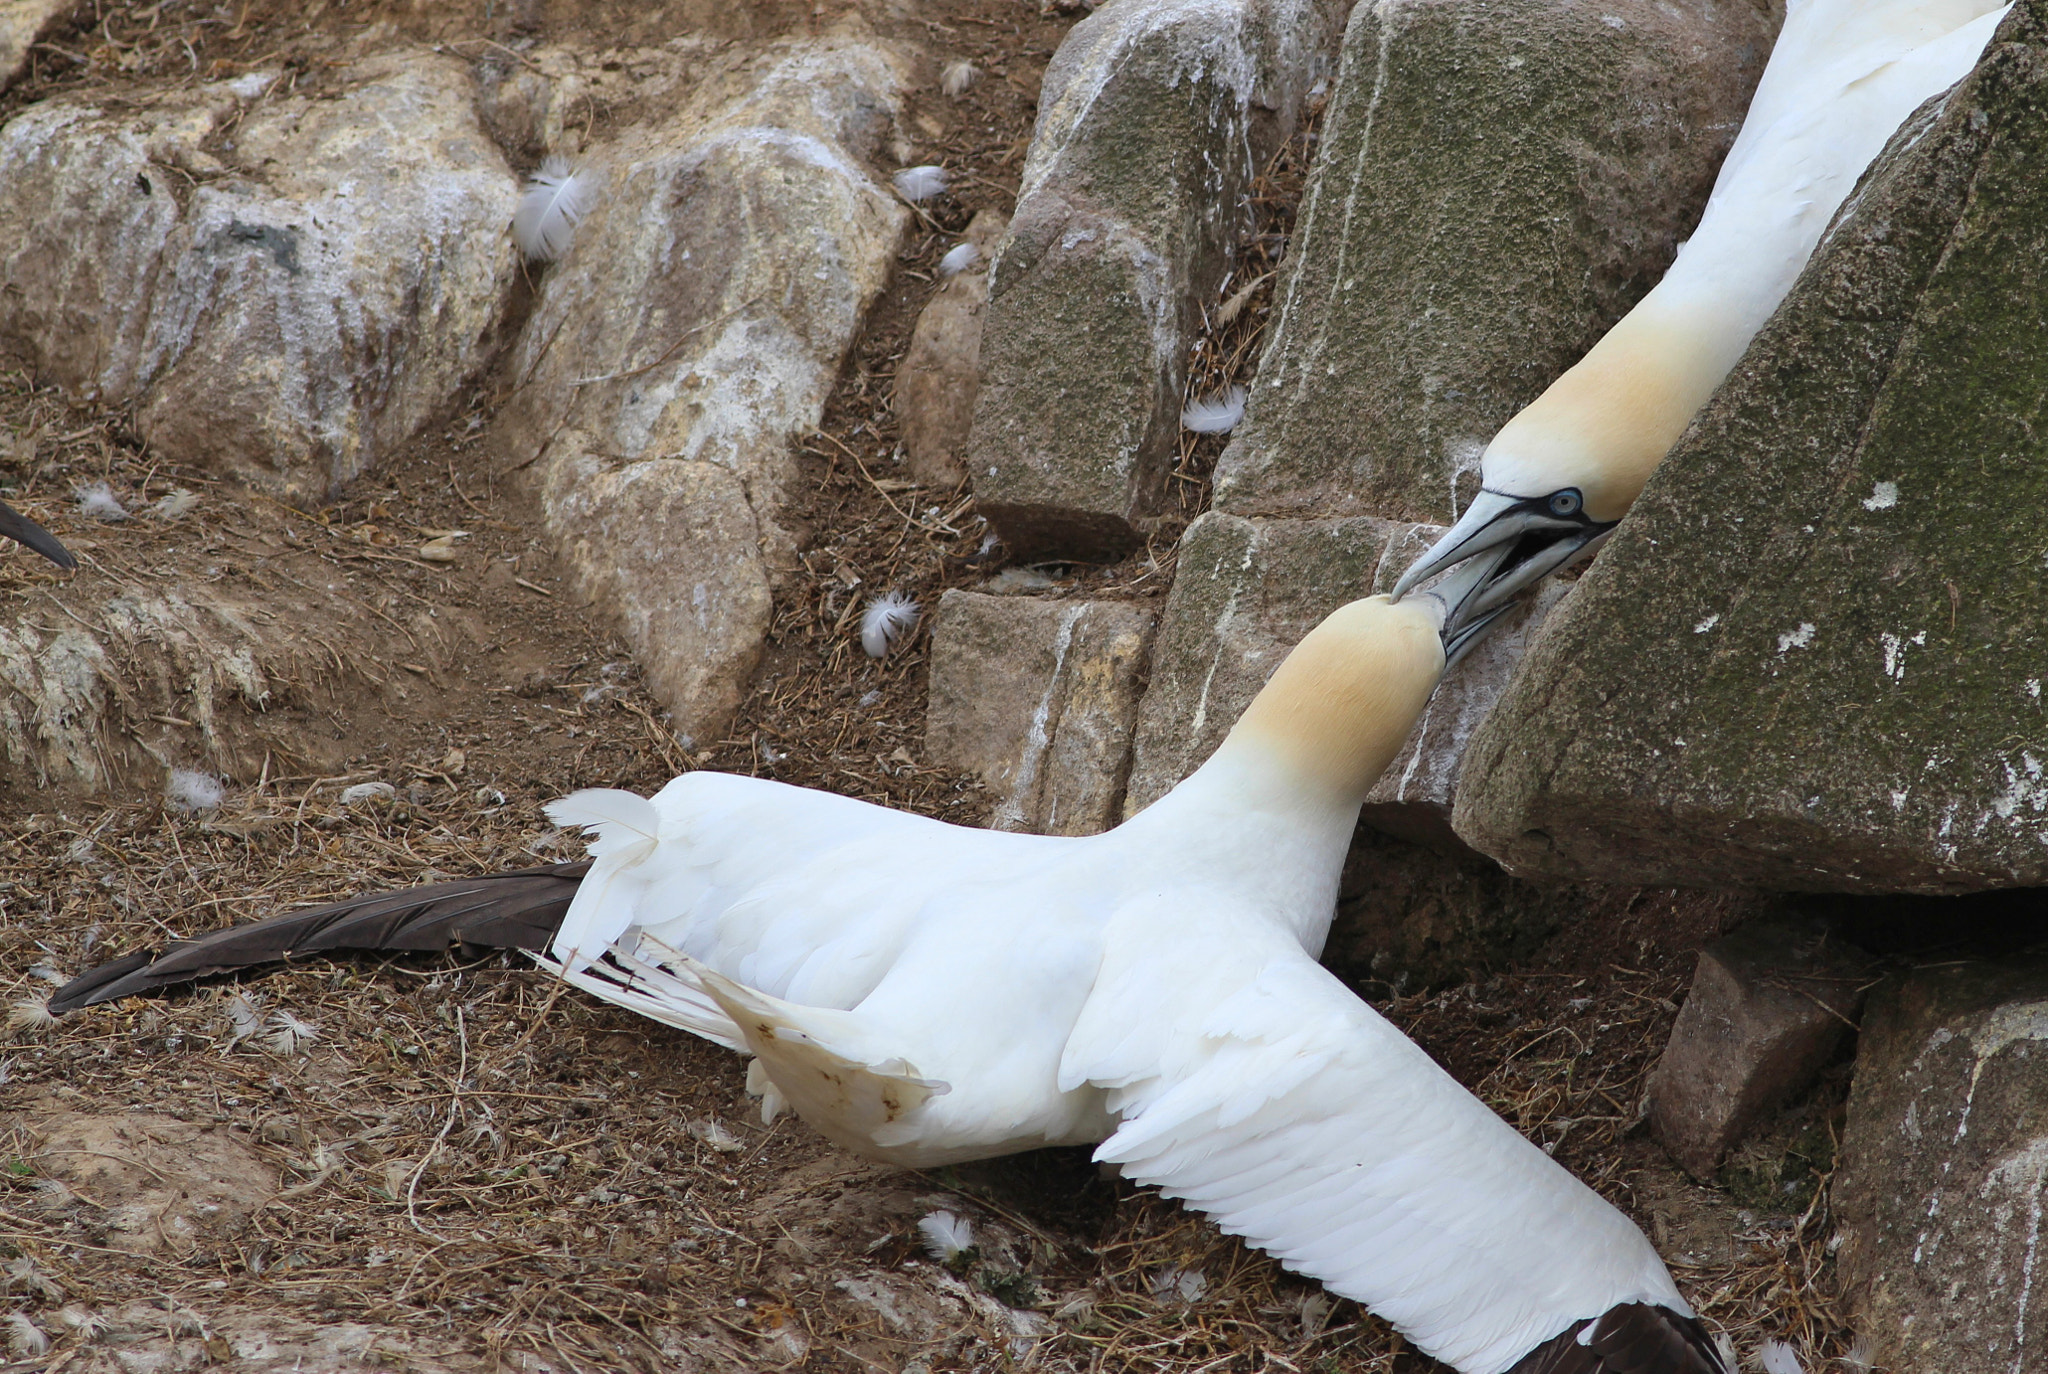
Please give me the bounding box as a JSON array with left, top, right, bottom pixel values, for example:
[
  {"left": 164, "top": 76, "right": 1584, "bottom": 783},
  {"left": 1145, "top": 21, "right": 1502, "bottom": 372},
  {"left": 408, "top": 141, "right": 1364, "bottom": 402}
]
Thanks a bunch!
[
  {"left": 1481, "top": 281, "right": 1755, "bottom": 522},
  {"left": 1210, "top": 596, "right": 1446, "bottom": 810}
]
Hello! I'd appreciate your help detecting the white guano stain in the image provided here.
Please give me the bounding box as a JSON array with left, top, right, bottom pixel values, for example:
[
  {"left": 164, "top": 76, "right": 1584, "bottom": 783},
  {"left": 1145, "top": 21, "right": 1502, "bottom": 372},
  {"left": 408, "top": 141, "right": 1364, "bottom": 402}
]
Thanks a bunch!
[
  {"left": 1777, "top": 623, "right": 1817, "bottom": 653},
  {"left": 1863, "top": 480, "right": 1900, "bottom": 511},
  {"left": 1694, "top": 614, "right": 1719, "bottom": 634}
]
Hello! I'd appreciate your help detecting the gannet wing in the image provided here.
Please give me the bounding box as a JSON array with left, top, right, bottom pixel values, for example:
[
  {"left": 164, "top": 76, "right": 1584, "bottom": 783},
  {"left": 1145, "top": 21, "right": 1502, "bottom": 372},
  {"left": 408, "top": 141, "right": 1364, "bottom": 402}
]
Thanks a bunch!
[{"left": 1065, "top": 929, "right": 1698, "bottom": 1374}]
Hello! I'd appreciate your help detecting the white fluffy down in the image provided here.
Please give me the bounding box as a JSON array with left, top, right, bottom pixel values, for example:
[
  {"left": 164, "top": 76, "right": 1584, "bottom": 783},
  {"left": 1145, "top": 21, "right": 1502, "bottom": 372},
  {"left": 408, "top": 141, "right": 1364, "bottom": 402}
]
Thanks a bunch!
[
  {"left": 513, "top": 156, "right": 600, "bottom": 262},
  {"left": 860, "top": 591, "right": 919, "bottom": 658},
  {"left": 938, "top": 241, "right": 982, "bottom": 278},
  {"left": 892, "top": 165, "right": 950, "bottom": 203},
  {"left": 917, "top": 1209, "right": 974, "bottom": 1262},
  {"left": 940, "top": 60, "right": 980, "bottom": 97},
  {"left": 166, "top": 768, "right": 225, "bottom": 812},
  {"left": 1758, "top": 1340, "right": 1806, "bottom": 1374},
  {"left": 1180, "top": 385, "right": 1247, "bottom": 434},
  {"left": 73, "top": 481, "right": 128, "bottom": 521}
]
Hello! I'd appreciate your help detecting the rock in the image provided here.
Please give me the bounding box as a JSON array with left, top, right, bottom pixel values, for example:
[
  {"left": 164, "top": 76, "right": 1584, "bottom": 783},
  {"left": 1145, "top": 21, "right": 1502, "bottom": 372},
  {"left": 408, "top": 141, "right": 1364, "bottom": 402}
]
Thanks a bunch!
[
  {"left": 970, "top": 0, "right": 1346, "bottom": 560},
  {"left": 27, "top": 1110, "right": 275, "bottom": 1254},
  {"left": 495, "top": 35, "right": 912, "bottom": 744},
  {"left": 924, "top": 590, "right": 1155, "bottom": 835},
  {"left": 1123, "top": 509, "right": 1562, "bottom": 848},
  {"left": 1647, "top": 919, "right": 1873, "bottom": 1181},
  {"left": 896, "top": 210, "right": 1009, "bottom": 488},
  {"left": 1835, "top": 956, "right": 2048, "bottom": 1374},
  {"left": 1453, "top": 9, "right": 2048, "bottom": 892},
  {"left": 1211, "top": 0, "right": 1777, "bottom": 524},
  {"left": 0, "top": 0, "right": 79, "bottom": 94},
  {"left": 0, "top": 54, "right": 518, "bottom": 501}
]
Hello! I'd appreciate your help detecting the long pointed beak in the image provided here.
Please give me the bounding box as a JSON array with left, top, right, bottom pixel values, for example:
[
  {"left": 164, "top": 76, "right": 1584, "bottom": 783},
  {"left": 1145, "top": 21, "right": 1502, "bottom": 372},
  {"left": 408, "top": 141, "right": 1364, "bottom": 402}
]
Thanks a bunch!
[
  {"left": 1462, "top": 525, "right": 1613, "bottom": 620},
  {"left": 1419, "top": 540, "right": 1517, "bottom": 667},
  {"left": 1389, "top": 490, "right": 1548, "bottom": 604}
]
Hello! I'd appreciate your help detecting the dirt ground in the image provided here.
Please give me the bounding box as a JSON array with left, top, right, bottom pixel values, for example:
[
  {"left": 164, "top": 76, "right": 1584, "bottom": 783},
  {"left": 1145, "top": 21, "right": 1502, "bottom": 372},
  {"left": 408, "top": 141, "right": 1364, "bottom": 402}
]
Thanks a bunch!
[{"left": 0, "top": 3, "right": 1861, "bottom": 1371}]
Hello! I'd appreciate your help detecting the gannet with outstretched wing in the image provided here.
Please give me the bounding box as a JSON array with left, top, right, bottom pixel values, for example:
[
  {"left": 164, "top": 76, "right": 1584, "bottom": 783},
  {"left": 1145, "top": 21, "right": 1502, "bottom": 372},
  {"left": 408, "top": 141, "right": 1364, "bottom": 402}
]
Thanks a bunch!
[
  {"left": 51, "top": 557, "right": 1726, "bottom": 1374},
  {"left": 1391, "top": 0, "right": 2012, "bottom": 611}
]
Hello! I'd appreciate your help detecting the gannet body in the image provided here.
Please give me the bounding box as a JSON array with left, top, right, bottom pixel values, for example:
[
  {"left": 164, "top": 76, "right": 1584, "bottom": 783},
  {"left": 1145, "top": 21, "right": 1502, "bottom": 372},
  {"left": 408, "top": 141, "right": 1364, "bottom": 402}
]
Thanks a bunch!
[
  {"left": 54, "top": 577, "right": 1725, "bottom": 1374},
  {"left": 1394, "top": 0, "right": 2012, "bottom": 608}
]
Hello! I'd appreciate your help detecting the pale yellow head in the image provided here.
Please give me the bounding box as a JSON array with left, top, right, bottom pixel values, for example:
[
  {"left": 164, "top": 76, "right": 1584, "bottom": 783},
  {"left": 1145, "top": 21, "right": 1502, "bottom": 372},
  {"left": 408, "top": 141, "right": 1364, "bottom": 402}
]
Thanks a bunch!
[{"left": 1226, "top": 596, "right": 1447, "bottom": 803}]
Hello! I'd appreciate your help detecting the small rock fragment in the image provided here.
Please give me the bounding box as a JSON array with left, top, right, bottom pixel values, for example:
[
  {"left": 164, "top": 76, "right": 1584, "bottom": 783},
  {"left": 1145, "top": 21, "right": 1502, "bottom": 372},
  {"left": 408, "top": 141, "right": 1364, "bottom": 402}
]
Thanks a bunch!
[{"left": 1648, "top": 918, "right": 1872, "bottom": 1180}]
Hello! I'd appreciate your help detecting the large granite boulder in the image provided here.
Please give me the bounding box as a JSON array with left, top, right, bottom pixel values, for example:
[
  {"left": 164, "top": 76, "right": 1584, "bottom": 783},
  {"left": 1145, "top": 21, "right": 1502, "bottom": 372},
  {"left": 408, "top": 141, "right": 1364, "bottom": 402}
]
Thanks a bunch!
[
  {"left": 924, "top": 590, "right": 1155, "bottom": 835},
  {"left": 1454, "top": 6, "right": 2048, "bottom": 893},
  {"left": 1211, "top": 0, "right": 1777, "bottom": 525},
  {"left": 1835, "top": 957, "right": 2048, "bottom": 1374},
  {"left": 0, "top": 54, "right": 518, "bottom": 501},
  {"left": 896, "top": 210, "right": 1009, "bottom": 489},
  {"left": 1123, "top": 510, "right": 1563, "bottom": 849},
  {"left": 494, "top": 34, "right": 912, "bottom": 745},
  {"left": 970, "top": 0, "right": 1346, "bottom": 560}
]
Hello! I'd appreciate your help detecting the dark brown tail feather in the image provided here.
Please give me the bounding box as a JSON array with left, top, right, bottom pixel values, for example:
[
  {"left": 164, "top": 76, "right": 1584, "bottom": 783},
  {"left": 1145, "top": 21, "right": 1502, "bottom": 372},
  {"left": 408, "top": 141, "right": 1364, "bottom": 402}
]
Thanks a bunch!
[
  {"left": 47, "top": 862, "right": 590, "bottom": 1014},
  {"left": 0, "top": 499, "right": 77, "bottom": 568},
  {"left": 1507, "top": 1303, "right": 1733, "bottom": 1374}
]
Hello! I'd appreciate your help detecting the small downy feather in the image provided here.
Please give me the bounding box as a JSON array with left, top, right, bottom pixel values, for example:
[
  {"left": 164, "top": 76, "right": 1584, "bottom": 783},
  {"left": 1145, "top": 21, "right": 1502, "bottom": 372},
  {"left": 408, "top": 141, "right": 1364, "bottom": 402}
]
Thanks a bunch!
[
  {"left": 513, "top": 155, "right": 599, "bottom": 262},
  {"left": 938, "top": 241, "right": 981, "bottom": 277},
  {"left": 917, "top": 1209, "right": 974, "bottom": 1262},
  {"left": 860, "top": 591, "right": 919, "bottom": 658},
  {"left": 166, "top": 768, "right": 225, "bottom": 813},
  {"left": 892, "top": 165, "right": 950, "bottom": 203},
  {"left": 1180, "top": 385, "right": 1246, "bottom": 434},
  {"left": 264, "top": 1010, "right": 320, "bottom": 1056},
  {"left": 222, "top": 992, "right": 263, "bottom": 1049},
  {"left": 147, "top": 488, "right": 198, "bottom": 520},
  {"left": 74, "top": 481, "right": 128, "bottom": 521},
  {"left": 6, "top": 999, "right": 55, "bottom": 1036},
  {"left": 940, "top": 61, "right": 980, "bottom": 97},
  {"left": 6, "top": 1315, "right": 48, "bottom": 1358},
  {"left": 1758, "top": 1340, "right": 1805, "bottom": 1374}
]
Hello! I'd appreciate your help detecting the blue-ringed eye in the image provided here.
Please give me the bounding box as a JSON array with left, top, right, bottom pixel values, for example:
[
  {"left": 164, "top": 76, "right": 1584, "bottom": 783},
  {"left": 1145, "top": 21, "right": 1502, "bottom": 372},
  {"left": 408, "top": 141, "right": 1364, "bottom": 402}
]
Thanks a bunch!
[{"left": 1548, "top": 489, "right": 1583, "bottom": 518}]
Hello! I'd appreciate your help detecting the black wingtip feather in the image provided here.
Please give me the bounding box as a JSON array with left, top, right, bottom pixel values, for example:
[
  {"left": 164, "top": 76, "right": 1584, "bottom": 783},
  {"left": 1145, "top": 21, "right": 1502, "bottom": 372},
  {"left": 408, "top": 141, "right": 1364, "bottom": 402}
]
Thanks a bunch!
[
  {"left": 0, "top": 499, "right": 77, "bottom": 568},
  {"left": 48, "top": 861, "right": 590, "bottom": 1014},
  {"left": 1508, "top": 1304, "right": 1733, "bottom": 1374}
]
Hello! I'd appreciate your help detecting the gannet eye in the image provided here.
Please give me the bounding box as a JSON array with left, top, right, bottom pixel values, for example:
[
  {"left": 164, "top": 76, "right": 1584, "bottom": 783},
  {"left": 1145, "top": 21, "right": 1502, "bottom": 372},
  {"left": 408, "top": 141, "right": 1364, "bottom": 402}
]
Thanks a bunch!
[{"left": 1547, "top": 489, "right": 1583, "bottom": 518}]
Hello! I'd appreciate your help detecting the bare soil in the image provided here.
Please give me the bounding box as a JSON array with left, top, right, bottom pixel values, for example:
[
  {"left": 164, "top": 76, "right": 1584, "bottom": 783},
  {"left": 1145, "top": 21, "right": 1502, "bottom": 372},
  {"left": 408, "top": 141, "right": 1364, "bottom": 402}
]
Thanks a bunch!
[{"left": 0, "top": 3, "right": 1857, "bottom": 1372}]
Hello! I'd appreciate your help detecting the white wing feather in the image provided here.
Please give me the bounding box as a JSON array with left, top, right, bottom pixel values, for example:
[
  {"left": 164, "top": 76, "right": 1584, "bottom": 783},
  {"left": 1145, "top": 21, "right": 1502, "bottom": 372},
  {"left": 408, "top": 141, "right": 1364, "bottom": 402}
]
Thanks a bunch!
[
  {"left": 512, "top": 156, "right": 598, "bottom": 262},
  {"left": 1067, "top": 925, "right": 1681, "bottom": 1374}
]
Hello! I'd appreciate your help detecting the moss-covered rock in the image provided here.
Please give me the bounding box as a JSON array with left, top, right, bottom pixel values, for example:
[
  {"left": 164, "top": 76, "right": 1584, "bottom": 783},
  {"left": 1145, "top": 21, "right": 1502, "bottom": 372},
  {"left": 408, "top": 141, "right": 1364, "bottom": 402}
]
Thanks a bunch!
[
  {"left": 1212, "top": 0, "right": 1777, "bottom": 524},
  {"left": 970, "top": 0, "right": 1345, "bottom": 560},
  {"left": 1454, "top": 4, "right": 2048, "bottom": 893}
]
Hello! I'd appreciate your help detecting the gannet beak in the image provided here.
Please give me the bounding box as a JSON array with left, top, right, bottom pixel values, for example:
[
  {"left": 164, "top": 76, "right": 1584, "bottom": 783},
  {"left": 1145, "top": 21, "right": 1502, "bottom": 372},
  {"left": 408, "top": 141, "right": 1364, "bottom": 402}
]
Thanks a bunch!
[
  {"left": 1421, "top": 541, "right": 1519, "bottom": 669},
  {"left": 1460, "top": 524, "right": 1614, "bottom": 621},
  {"left": 1389, "top": 487, "right": 1610, "bottom": 604}
]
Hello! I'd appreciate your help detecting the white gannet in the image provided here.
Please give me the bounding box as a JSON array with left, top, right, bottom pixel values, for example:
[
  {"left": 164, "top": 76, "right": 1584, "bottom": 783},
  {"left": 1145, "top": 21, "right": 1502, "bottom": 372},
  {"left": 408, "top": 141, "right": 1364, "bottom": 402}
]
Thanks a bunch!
[
  {"left": 1391, "top": 0, "right": 2012, "bottom": 611},
  {"left": 49, "top": 559, "right": 1728, "bottom": 1374}
]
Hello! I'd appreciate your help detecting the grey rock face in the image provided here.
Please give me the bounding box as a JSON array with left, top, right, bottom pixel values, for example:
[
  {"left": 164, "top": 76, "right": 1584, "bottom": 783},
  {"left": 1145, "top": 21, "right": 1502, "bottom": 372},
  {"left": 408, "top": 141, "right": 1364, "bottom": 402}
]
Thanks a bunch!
[
  {"left": 1836, "top": 957, "right": 2048, "bottom": 1374},
  {"left": 1454, "top": 8, "right": 2048, "bottom": 892},
  {"left": 496, "top": 36, "right": 912, "bottom": 745},
  {"left": 0, "top": 55, "right": 518, "bottom": 501},
  {"left": 925, "top": 590, "right": 1156, "bottom": 836},
  {"left": 1123, "top": 510, "right": 1563, "bottom": 846},
  {"left": 970, "top": 0, "right": 1346, "bottom": 559},
  {"left": 1647, "top": 919, "right": 1871, "bottom": 1181},
  {"left": 896, "top": 211, "right": 1009, "bottom": 489},
  {"left": 1212, "top": 0, "right": 1776, "bottom": 525}
]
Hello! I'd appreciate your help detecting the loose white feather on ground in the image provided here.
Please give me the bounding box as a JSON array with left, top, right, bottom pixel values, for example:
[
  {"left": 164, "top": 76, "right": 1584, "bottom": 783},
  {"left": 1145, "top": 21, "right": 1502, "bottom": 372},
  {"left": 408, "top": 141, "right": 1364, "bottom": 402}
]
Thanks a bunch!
[
  {"left": 917, "top": 1209, "right": 975, "bottom": 1262},
  {"left": 940, "top": 60, "right": 979, "bottom": 97},
  {"left": 73, "top": 482, "right": 128, "bottom": 521},
  {"left": 1181, "top": 385, "right": 1246, "bottom": 434},
  {"left": 938, "top": 241, "right": 981, "bottom": 277},
  {"left": 513, "top": 156, "right": 600, "bottom": 262},
  {"left": 892, "top": 165, "right": 950, "bottom": 203},
  {"left": 860, "top": 591, "right": 919, "bottom": 657},
  {"left": 165, "top": 769, "right": 225, "bottom": 812},
  {"left": 1757, "top": 1340, "right": 1806, "bottom": 1374}
]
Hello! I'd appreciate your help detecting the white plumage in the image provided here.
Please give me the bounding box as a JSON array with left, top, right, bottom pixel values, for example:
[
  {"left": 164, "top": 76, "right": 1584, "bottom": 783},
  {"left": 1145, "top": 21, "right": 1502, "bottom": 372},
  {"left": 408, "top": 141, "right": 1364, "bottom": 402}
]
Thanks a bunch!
[
  {"left": 535, "top": 590, "right": 1709, "bottom": 1374},
  {"left": 917, "top": 1209, "right": 975, "bottom": 1262},
  {"left": 1393, "top": 0, "right": 2011, "bottom": 609},
  {"left": 512, "top": 156, "right": 599, "bottom": 262}
]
